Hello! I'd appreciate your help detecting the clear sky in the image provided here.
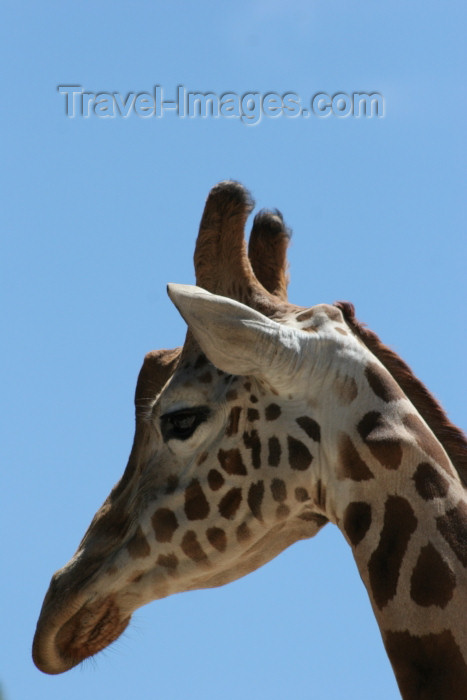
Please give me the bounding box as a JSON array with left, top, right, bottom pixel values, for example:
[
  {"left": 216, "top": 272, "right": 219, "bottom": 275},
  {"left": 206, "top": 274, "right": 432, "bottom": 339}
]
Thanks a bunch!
[{"left": 2, "top": 2, "right": 466, "bottom": 699}]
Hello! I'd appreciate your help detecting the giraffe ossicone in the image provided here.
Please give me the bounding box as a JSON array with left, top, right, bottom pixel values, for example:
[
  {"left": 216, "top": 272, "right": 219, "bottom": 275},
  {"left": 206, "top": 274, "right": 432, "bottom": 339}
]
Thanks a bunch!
[{"left": 33, "top": 182, "right": 467, "bottom": 699}]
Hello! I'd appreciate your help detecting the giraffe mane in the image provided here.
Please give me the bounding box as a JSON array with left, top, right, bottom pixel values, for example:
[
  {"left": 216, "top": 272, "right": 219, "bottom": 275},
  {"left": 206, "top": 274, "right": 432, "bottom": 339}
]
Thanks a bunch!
[{"left": 336, "top": 300, "right": 467, "bottom": 487}]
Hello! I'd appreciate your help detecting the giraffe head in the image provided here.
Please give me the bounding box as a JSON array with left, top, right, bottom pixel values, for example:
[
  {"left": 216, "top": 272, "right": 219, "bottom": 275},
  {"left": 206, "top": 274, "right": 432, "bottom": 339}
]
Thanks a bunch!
[
  {"left": 33, "top": 182, "right": 467, "bottom": 697},
  {"left": 33, "top": 182, "right": 332, "bottom": 674}
]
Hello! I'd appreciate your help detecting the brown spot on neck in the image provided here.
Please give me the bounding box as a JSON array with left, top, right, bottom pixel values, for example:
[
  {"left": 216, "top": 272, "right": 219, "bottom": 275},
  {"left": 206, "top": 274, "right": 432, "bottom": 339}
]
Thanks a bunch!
[
  {"left": 295, "top": 487, "right": 310, "bottom": 502},
  {"left": 127, "top": 526, "right": 150, "bottom": 559},
  {"left": 218, "top": 487, "right": 243, "bottom": 519},
  {"left": 436, "top": 502, "right": 467, "bottom": 566},
  {"left": 357, "top": 411, "right": 402, "bottom": 469},
  {"left": 206, "top": 527, "right": 227, "bottom": 552},
  {"left": 368, "top": 495, "right": 417, "bottom": 609},
  {"left": 365, "top": 361, "right": 404, "bottom": 403},
  {"left": 271, "top": 478, "right": 287, "bottom": 502},
  {"left": 218, "top": 448, "right": 247, "bottom": 475},
  {"left": 333, "top": 374, "right": 358, "bottom": 405},
  {"left": 343, "top": 502, "right": 372, "bottom": 547},
  {"left": 236, "top": 522, "right": 252, "bottom": 542},
  {"left": 268, "top": 436, "right": 281, "bottom": 466},
  {"left": 151, "top": 508, "right": 178, "bottom": 543},
  {"left": 276, "top": 504, "right": 290, "bottom": 519},
  {"left": 287, "top": 436, "right": 313, "bottom": 471},
  {"left": 337, "top": 433, "right": 374, "bottom": 482},
  {"left": 157, "top": 553, "right": 179, "bottom": 576},
  {"left": 247, "top": 407, "right": 260, "bottom": 422},
  {"left": 410, "top": 543, "right": 455, "bottom": 608},
  {"left": 243, "top": 430, "right": 262, "bottom": 469},
  {"left": 413, "top": 462, "right": 449, "bottom": 500},
  {"left": 296, "top": 416, "right": 321, "bottom": 442},
  {"left": 181, "top": 530, "right": 210, "bottom": 565},
  {"left": 208, "top": 469, "right": 225, "bottom": 491},
  {"left": 384, "top": 629, "right": 467, "bottom": 700},
  {"left": 265, "top": 403, "right": 281, "bottom": 421},
  {"left": 248, "top": 480, "right": 265, "bottom": 521},
  {"left": 184, "top": 479, "right": 210, "bottom": 520}
]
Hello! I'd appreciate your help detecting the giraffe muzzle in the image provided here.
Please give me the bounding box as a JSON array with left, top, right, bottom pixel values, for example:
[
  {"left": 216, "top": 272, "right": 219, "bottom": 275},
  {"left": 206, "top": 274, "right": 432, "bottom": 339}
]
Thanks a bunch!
[{"left": 32, "top": 593, "right": 131, "bottom": 674}]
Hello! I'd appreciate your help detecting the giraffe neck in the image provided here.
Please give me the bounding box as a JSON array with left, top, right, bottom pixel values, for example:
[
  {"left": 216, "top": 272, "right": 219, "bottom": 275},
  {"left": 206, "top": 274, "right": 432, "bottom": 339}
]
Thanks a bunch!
[
  {"left": 311, "top": 352, "right": 467, "bottom": 699},
  {"left": 340, "top": 465, "right": 467, "bottom": 698}
]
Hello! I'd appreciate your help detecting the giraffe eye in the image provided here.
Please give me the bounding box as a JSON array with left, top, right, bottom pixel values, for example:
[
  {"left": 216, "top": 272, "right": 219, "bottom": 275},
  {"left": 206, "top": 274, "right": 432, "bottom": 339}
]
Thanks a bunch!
[{"left": 160, "top": 407, "right": 211, "bottom": 442}]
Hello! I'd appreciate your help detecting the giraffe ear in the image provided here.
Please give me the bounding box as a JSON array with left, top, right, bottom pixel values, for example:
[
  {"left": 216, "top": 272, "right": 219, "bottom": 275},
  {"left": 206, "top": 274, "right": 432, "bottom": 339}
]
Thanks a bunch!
[{"left": 167, "top": 284, "right": 302, "bottom": 381}]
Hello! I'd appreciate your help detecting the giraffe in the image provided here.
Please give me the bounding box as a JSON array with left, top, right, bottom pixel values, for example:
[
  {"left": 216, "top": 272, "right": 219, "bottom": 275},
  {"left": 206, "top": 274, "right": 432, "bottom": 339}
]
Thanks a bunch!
[{"left": 33, "top": 181, "right": 467, "bottom": 699}]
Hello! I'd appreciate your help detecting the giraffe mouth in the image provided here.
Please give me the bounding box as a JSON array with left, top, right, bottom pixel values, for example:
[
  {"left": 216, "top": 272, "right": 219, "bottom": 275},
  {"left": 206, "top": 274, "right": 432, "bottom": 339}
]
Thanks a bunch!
[{"left": 33, "top": 596, "right": 131, "bottom": 674}]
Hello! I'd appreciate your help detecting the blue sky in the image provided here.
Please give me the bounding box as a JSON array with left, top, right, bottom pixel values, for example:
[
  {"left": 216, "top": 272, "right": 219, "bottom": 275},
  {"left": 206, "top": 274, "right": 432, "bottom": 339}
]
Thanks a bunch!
[{"left": 2, "top": 2, "right": 466, "bottom": 699}]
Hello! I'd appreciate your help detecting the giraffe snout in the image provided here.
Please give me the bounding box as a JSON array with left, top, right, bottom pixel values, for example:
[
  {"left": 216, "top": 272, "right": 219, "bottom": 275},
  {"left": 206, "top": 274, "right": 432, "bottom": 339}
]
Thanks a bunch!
[{"left": 33, "top": 584, "right": 131, "bottom": 674}]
